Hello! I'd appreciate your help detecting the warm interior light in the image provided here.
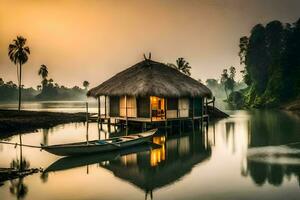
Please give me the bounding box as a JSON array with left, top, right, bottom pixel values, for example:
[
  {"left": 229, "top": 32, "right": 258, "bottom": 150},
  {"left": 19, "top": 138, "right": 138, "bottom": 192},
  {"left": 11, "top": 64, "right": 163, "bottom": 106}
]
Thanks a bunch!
[{"left": 150, "top": 136, "right": 166, "bottom": 166}]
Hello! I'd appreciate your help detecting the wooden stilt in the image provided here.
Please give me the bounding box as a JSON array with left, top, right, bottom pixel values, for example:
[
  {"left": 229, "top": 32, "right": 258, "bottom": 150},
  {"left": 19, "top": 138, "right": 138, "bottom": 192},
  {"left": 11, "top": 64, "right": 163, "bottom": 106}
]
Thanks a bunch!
[
  {"left": 179, "top": 120, "right": 182, "bottom": 134},
  {"left": 150, "top": 96, "right": 152, "bottom": 123},
  {"left": 165, "top": 98, "right": 168, "bottom": 119},
  {"left": 125, "top": 95, "right": 128, "bottom": 127},
  {"left": 104, "top": 95, "right": 107, "bottom": 118},
  {"left": 192, "top": 97, "right": 195, "bottom": 131},
  {"left": 108, "top": 118, "right": 111, "bottom": 133},
  {"left": 97, "top": 97, "right": 100, "bottom": 123},
  {"left": 201, "top": 97, "right": 204, "bottom": 129},
  {"left": 86, "top": 102, "right": 89, "bottom": 145},
  {"left": 98, "top": 123, "right": 101, "bottom": 140}
]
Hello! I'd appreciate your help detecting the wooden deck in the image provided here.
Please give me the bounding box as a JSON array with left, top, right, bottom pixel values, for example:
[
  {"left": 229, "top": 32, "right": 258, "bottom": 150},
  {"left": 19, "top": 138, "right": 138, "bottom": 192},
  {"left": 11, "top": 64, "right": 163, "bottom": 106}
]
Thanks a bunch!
[{"left": 89, "top": 114, "right": 209, "bottom": 123}]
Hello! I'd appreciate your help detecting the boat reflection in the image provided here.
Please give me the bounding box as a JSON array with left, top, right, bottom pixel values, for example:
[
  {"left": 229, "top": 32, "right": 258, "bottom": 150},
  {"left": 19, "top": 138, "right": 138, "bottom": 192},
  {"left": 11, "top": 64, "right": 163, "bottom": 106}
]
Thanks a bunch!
[{"left": 44, "top": 143, "right": 160, "bottom": 173}]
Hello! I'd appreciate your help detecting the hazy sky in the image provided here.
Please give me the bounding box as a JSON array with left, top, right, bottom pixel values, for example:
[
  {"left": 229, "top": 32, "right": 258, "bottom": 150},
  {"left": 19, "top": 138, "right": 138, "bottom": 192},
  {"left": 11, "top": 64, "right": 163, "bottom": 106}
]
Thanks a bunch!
[{"left": 0, "top": 0, "right": 299, "bottom": 88}]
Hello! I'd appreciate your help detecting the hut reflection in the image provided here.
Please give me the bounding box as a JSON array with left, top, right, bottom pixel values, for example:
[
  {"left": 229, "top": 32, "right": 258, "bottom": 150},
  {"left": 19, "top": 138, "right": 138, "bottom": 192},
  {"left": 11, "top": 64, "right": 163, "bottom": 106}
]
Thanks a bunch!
[{"left": 100, "top": 131, "right": 211, "bottom": 198}]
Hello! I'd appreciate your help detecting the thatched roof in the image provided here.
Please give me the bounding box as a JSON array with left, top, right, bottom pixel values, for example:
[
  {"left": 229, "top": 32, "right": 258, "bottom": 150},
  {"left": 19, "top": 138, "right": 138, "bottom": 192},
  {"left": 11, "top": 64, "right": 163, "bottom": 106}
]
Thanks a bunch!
[{"left": 87, "top": 60, "right": 212, "bottom": 98}]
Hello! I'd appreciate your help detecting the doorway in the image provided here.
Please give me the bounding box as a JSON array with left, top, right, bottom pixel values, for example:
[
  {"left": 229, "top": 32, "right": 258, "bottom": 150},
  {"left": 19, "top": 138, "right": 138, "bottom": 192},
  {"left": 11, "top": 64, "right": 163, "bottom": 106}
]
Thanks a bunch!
[{"left": 150, "top": 96, "right": 165, "bottom": 119}]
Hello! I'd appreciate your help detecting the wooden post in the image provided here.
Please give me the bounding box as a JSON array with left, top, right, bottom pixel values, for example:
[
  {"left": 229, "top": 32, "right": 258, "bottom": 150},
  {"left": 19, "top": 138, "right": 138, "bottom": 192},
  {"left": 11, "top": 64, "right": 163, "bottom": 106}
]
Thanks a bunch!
[
  {"left": 125, "top": 95, "right": 128, "bottom": 126},
  {"left": 213, "top": 96, "right": 215, "bottom": 111},
  {"left": 86, "top": 102, "right": 89, "bottom": 144},
  {"left": 201, "top": 97, "right": 204, "bottom": 130},
  {"left": 108, "top": 118, "right": 111, "bottom": 133},
  {"left": 86, "top": 102, "right": 89, "bottom": 123},
  {"left": 99, "top": 97, "right": 103, "bottom": 130},
  {"left": 165, "top": 98, "right": 168, "bottom": 119},
  {"left": 164, "top": 98, "right": 167, "bottom": 128},
  {"left": 177, "top": 98, "right": 179, "bottom": 118},
  {"left": 150, "top": 96, "right": 152, "bottom": 123},
  {"left": 104, "top": 95, "right": 107, "bottom": 118},
  {"left": 192, "top": 98, "right": 195, "bottom": 119},
  {"left": 205, "top": 98, "right": 207, "bottom": 114},
  {"left": 97, "top": 97, "right": 100, "bottom": 123},
  {"left": 192, "top": 97, "right": 195, "bottom": 130}
]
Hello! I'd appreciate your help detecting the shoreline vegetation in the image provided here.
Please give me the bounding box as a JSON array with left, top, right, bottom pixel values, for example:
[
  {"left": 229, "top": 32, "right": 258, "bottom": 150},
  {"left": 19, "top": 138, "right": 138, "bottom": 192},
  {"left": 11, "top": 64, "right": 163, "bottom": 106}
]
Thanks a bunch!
[
  {"left": 0, "top": 77, "right": 88, "bottom": 102},
  {"left": 0, "top": 110, "right": 86, "bottom": 138},
  {"left": 234, "top": 18, "right": 300, "bottom": 109},
  {"left": 204, "top": 18, "right": 300, "bottom": 110}
]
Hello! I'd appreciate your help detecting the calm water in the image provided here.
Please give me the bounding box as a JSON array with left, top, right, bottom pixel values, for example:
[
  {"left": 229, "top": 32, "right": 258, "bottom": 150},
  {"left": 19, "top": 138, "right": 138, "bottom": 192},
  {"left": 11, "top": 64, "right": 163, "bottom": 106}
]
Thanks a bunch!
[{"left": 1, "top": 104, "right": 300, "bottom": 199}]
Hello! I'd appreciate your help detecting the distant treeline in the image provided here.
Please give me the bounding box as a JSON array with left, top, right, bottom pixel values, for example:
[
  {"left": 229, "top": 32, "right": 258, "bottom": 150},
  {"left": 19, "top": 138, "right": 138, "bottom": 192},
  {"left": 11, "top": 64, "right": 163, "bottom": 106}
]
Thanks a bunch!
[
  {"left": 239, "top": 18, "right": 300, "bottom": 107},
  {"left": 0, "top": 78, "right": 87, "bottom": 102}
]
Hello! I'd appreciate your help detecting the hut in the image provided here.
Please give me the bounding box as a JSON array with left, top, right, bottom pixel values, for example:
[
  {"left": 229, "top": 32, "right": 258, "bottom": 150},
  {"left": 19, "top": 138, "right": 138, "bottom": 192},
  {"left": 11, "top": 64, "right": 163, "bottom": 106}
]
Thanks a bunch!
[{"left": 87, "top": 59, "right": 213, "bottom": 127}]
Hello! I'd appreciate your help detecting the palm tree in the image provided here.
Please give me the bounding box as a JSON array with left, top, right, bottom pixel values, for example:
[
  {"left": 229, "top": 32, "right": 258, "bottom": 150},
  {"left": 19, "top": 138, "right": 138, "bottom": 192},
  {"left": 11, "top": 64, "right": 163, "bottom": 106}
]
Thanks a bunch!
[
  {"left": 221, "top": 69, "right": 229, "bottom": 99},
  {"left": 48, "top": 78, "right": 54, "bottom": 87},
  {"left": 38, "top": 64, "right": 48, "bottom": 88},
  {"left": 8, "top": 36, "right": 30, "bottom": 111},
  {"left": 168, "top": 57, "right": 191, "bottom": 76},
  {"left": 37, "top": 85, "right": 42, "bottom": 91},
  {"left": 83, "top": 80, "right": 90, "bottom": 90}
]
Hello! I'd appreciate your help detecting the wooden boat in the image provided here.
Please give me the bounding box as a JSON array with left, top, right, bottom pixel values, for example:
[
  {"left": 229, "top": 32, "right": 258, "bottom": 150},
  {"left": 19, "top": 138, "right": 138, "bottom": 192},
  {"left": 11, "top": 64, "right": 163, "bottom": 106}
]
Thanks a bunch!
[
  {"left": 44, "top": 143, "right": 161, "bottom": 173},
  {"left": 41, "top": 129, "right": 157, "bottom": 156}
]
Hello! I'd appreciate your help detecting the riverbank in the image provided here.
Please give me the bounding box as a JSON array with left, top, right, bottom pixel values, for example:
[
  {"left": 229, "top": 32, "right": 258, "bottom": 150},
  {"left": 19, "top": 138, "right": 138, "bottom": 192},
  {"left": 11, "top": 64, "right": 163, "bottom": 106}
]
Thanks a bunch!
[
  {"left": 0, "top": 110, "right": 87, "bottom": 138},
  {"left": 282, "top": 99, "right": 300, "bottom": 115}
]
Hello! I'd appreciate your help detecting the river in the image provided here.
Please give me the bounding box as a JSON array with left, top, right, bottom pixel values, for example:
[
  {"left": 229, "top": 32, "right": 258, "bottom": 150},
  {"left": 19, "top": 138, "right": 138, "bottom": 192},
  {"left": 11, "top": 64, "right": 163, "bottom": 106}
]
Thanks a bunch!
[{"left": 0, "top": 102, "right": 300, "bottom": 200}]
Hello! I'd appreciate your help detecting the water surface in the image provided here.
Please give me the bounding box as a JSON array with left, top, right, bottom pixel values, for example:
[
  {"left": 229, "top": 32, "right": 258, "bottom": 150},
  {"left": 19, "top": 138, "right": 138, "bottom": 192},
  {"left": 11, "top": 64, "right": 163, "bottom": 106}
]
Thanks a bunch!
[{"left": 1, "top": 107, "right": 300, "bottom": 200}]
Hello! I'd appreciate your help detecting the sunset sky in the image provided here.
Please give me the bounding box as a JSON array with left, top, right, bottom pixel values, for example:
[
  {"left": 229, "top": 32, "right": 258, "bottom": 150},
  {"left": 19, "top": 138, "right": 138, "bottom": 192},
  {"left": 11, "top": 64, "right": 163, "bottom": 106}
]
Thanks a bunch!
[{"left": 0, "top": 0, "right": 299, "bottom": 88}]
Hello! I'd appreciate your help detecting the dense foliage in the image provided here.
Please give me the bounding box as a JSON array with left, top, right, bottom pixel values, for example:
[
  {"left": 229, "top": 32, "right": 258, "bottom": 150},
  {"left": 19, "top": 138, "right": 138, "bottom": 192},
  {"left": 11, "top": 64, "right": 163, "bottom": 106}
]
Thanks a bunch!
[
  {"left": 239, "top": 18, "right": 300, "bottom": 107},
  {"left": 0, "top": 78, "right": 87, "bottom": 102}
]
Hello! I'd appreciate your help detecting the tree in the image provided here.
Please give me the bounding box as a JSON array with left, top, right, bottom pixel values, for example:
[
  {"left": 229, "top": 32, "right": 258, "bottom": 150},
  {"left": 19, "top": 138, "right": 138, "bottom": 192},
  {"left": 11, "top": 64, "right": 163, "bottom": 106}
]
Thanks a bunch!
[
  {"left": 83, "top": 80, "right": 90, "bottom": 90},
  {"left": 38, "top": 64, "right": 48, "bottom": 88},
  {"left": 239, "top": 36, "right": 252, "bottom": 86},
  {"left": 37, "top": 85, "right": 42, "bottom": 91},
  {"left": 48, "top": 78, "right": 54, "bottom": 87},
  {"left": 246, "top": 24, "right": 269, "bottom": 94},
  {"left": 264, "top": 20, "right": 285, "bottom": 100},
  {"left": 221, "top": 69, "right": 229, "bottom": 99},
  {"left": 8, "top": 36, "right": 30, "bottom": 111},
  {"left": 0, "top": 78, "right": 4, "bottom": 86},
  {"left": 168, "top": 57, "right": 191, "bottom": 76},
  {"left": 220, "top": 67, "right": 236, "bottom": 100},
  {"left": 206, "top": 79, "right": 218, "bottom": 89},
  {"left": 228, "top": 66, "right": 236, "bottom": 92},
  {"left": 281, "top": 19, "right": 300, "bottom": 100}
]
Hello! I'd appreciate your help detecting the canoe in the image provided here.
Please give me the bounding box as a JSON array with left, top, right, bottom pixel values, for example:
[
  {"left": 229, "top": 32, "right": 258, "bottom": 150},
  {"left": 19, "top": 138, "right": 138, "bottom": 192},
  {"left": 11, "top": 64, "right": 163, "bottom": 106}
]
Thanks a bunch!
[
  {"left": 41, "top": 129, "right": 157, "bottom": 156},
  {"left": 44, "top": 143, "right": 161, "bottom": 173}
]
